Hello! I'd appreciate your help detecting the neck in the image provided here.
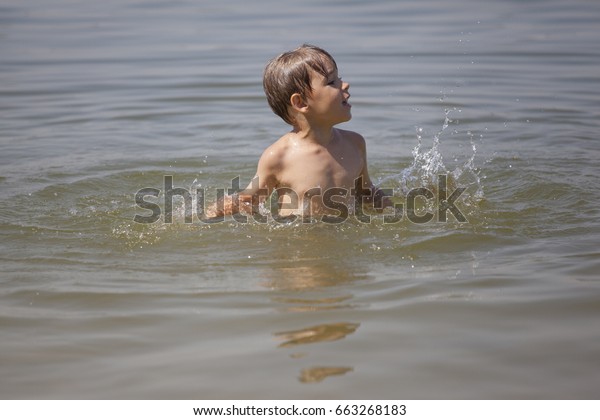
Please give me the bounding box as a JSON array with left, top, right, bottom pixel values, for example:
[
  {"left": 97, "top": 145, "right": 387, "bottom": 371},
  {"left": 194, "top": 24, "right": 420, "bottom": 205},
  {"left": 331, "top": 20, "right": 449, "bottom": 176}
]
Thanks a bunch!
[{"left": 293, "top": 122, "right": 336, "bottom": 145}]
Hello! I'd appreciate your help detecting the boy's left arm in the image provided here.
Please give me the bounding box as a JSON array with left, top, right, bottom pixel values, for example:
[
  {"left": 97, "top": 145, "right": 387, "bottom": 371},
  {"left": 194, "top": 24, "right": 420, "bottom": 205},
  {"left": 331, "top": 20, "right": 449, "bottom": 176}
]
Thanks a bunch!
[{"left": 355, "top": 134, "right": 393, "bottom": 211}]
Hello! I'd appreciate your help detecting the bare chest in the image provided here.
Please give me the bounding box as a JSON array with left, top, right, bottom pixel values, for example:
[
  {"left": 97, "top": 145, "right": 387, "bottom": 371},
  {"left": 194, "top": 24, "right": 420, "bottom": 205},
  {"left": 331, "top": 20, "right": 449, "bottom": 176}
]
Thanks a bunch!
[{"left": 279, "top": 145, "right": 364, "bottom": 195}]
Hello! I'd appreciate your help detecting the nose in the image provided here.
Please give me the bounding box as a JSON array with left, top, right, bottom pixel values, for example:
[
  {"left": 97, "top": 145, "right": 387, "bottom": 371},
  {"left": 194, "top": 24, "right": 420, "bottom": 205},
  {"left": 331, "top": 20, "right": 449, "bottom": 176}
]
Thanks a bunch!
[{"left": 342, "top": 80, "right": 350, "bottom": 91}]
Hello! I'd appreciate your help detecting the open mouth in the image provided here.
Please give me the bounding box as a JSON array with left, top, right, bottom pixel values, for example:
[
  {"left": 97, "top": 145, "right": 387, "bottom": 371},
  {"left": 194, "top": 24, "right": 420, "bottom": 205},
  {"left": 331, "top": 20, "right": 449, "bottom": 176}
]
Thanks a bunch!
[{"left": 342, "top": 92, "right": 352, "bottom": 108}]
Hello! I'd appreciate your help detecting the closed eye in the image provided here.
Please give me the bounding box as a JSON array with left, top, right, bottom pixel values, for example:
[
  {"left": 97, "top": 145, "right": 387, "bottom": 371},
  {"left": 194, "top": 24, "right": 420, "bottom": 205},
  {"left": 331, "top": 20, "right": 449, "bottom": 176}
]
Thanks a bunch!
[{"left": 327, "top": 77, "right": 342, "bottom": 86}]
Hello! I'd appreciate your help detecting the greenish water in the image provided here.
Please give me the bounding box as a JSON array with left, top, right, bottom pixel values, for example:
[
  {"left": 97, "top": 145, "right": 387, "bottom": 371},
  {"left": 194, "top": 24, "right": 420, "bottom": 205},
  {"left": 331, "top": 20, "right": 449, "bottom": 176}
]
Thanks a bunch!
[{"left": 1, "top": 0, "right": 599, "bottom": 399}]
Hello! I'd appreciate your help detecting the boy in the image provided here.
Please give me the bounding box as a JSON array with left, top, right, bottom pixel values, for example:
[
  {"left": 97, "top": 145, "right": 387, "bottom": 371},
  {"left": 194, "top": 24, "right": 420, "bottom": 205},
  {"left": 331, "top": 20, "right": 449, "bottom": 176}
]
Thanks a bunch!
[{"left": 206, "top": 44, "right": 389, "bottom": 221}]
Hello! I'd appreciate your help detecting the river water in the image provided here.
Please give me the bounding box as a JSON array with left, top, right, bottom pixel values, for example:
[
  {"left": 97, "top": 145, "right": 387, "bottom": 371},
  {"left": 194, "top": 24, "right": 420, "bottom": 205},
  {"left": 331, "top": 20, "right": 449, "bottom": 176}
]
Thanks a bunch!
[{"left": 1, "top": 0, "right": 599, "bottom": 399}]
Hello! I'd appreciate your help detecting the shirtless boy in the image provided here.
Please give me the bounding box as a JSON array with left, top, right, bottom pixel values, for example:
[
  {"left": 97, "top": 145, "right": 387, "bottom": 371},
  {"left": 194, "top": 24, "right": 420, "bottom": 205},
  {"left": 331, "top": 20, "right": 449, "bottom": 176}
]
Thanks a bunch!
[{"left": 207, "top": 44, "right": 389, "bottom": 221}]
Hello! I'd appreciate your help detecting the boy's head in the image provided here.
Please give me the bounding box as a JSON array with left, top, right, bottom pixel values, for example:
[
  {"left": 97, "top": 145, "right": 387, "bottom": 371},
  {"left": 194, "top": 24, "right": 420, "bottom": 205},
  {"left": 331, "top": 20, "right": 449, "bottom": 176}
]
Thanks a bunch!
[{"left": 263, "top": 44, "right": 338, "bottom": 125}]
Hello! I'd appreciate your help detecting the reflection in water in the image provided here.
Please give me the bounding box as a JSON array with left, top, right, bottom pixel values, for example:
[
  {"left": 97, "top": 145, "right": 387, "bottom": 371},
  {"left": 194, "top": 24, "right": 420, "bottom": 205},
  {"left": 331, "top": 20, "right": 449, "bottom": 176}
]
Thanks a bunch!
[
  {"left": 274, "top": 322, "right": 360, "bottom": 348},
  {"left": 271, "top": 294, "right": 355, "bottom": 313},
  {"left": 299, "top": 366, "right": 354, "bottom": 384},
  {"left": 274, "top": 322, "right": 359, "bottom": 384},
  {"left": 264, "top": 262, "right": 360, "bottom": 312},
  {"left": 261, "top": 229, "right": 372, "bottom": 292},
  {"left": 262, "top": 263, "right": 369, "bottom": 291},
  {"left": 264, "top": 239, "right": 365, "bottom": 383}
]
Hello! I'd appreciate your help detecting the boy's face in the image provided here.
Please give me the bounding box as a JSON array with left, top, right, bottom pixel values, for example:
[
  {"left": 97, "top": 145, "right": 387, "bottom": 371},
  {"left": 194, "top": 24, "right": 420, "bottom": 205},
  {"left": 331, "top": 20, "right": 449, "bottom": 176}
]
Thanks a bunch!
[{"left": 305, "top": 62, "right": 352, "bottom": 125}]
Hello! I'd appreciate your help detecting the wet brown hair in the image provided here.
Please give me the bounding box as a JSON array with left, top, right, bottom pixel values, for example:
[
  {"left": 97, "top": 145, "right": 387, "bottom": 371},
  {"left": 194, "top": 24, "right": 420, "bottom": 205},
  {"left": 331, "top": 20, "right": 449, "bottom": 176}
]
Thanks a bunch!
[{"left": 263, "top": 44, "right": 337, "bottom": 125}]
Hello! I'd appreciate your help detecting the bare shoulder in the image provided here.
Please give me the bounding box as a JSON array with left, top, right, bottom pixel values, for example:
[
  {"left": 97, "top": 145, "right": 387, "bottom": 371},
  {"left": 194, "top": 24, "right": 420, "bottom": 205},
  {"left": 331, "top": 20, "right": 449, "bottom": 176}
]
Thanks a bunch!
[
  {"left": 257, "top": 133, "right": 291, "bottom": 173},
  {"left": 336, "top": 128, "right": 367, "bottom": 153}
]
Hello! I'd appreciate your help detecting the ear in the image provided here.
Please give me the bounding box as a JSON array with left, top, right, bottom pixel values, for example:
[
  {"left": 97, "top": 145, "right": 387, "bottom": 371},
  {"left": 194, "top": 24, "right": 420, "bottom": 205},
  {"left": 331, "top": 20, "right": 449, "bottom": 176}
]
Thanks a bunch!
[{"left": 290, "top": 93, "right": 308, "bottom": 113}]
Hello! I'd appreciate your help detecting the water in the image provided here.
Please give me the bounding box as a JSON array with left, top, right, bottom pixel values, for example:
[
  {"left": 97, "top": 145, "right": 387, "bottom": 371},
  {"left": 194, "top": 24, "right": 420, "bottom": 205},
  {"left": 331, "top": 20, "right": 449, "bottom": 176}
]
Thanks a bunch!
[{"left": 1, "top": 0, "right": 599, "bottom": 399}]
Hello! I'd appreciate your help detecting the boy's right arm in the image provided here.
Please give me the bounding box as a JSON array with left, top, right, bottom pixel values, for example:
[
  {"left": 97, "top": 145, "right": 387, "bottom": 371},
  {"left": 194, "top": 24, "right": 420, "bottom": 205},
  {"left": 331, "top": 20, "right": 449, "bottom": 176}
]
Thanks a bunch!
[{"left": 204, "top": 145, "right": 281, "bottom": 218}]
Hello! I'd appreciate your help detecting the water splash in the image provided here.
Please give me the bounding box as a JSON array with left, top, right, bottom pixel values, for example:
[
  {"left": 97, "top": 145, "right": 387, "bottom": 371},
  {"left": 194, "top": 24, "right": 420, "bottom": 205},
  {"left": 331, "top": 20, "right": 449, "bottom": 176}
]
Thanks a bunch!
[
  {"left": 399, "top": 112, "right": 452, "bottom": 195},
  {"left": 380, "top": 110, "right": 484, "bottom": 208}
]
